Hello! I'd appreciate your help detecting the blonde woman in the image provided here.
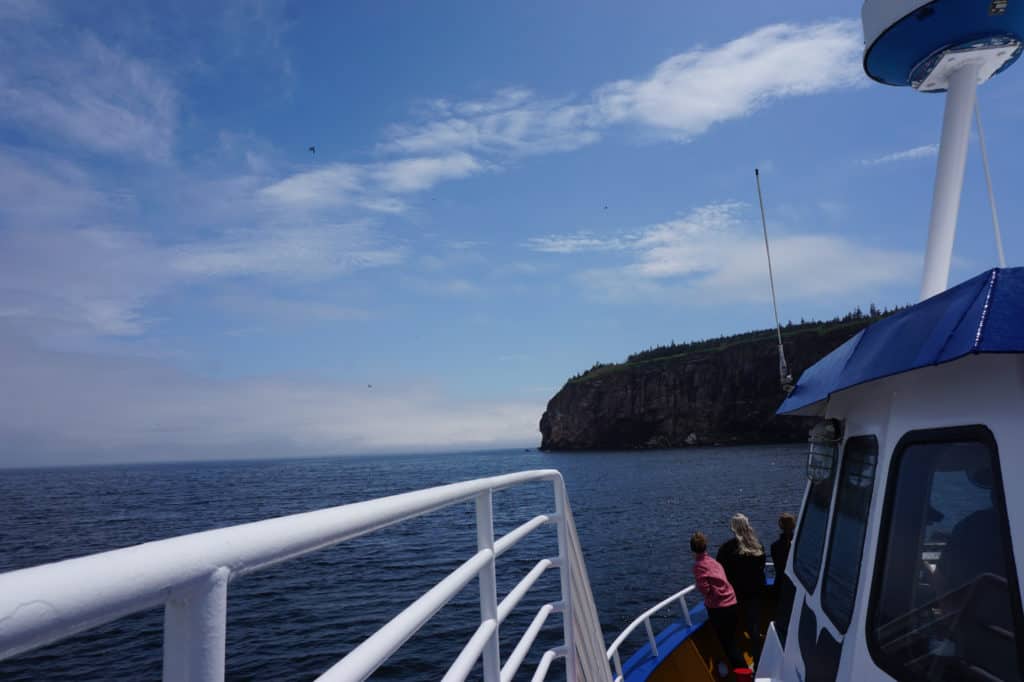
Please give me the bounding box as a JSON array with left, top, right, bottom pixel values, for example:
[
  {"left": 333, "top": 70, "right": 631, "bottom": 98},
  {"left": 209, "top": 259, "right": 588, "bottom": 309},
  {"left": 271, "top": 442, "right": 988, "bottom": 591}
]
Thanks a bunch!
[{"left": 716, "top": 513, "right": 767, "bottom": 663}]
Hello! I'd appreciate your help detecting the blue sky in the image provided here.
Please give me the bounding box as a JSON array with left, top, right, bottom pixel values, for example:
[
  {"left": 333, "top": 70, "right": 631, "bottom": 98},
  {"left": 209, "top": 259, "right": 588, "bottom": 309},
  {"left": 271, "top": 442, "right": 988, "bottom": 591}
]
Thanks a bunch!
[{"left": 1, "top": 0, "right": 1021, "bottom": 465}]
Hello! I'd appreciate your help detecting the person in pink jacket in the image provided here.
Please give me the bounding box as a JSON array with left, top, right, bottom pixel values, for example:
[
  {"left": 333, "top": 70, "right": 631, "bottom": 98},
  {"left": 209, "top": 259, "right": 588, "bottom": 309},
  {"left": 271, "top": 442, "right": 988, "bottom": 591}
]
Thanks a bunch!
[{"left": 691, "top": 531, "right": 743, "bottom": 672}]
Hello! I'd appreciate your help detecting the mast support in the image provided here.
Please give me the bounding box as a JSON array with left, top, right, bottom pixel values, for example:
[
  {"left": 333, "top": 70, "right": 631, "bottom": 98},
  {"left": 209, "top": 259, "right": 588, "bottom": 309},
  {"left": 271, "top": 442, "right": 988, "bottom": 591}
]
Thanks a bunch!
[{"left": 920, "top": 62, "right": 979, "bottom": 300}]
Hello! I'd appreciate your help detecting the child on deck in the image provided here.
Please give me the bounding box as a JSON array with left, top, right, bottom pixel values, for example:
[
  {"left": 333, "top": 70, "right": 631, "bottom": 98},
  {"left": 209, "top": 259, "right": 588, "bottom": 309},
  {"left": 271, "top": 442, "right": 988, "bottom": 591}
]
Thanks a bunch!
[{"left": 691, "top": 532, "right": 743, "bottom": 674}]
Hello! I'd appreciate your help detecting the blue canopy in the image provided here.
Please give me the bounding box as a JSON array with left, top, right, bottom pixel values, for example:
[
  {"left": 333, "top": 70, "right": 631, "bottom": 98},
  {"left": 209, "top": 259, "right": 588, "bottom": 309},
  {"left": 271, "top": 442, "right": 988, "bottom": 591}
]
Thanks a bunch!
[{"left": 778, "top": 267, "right": 1024, "bottom": 415}]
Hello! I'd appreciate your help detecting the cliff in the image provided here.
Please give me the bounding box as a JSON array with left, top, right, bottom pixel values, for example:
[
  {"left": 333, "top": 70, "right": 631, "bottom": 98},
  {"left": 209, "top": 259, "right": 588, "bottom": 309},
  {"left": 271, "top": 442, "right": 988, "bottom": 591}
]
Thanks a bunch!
[{"left": 539, "top": 317, "right": 881, "bottom": 450}]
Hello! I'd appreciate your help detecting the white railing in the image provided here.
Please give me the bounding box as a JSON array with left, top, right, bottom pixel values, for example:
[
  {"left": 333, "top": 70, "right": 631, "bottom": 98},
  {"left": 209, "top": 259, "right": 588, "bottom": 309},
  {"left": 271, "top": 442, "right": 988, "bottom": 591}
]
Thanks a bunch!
[
  {"left": 605, "top": 562, "right": 774, "bottom": 682},
  {"left": 0, "top": 469, "right": 582, "bottom": 682},
  {"left": 605, "top": 585, "right": 697, "bottom": 682}
]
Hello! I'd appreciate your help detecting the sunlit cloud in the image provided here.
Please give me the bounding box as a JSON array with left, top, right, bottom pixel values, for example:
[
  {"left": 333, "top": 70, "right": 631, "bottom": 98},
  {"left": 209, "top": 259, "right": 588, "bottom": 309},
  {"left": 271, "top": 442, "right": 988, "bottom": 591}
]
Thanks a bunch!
[
  {"left": 259, "top": 153, "right": 484, "bottom": 212},
  {"left": 384, "top": 20, "right": 862, "bottom": 156},
  {"left": 861, "top": 144, "right": 938, "bottom": 166},
  {"left": 531, "top": 202, "right": 918, "bottom": 303},
  {"left": 595, "top": 21, "right": 863, "bottom": 138}
]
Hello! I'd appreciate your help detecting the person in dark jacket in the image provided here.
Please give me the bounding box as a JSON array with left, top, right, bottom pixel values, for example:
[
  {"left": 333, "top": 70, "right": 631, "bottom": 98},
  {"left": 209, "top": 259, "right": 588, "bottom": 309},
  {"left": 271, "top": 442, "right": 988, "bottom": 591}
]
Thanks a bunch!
[
  {"left": 770, "top": 513, "right": 796, "bottom": 585},
  {"left": 770, "top": 513, "right": 796, "bottom": 644},
  {"left": 717, "top": 513, "right": 766, "bottom": 662}
]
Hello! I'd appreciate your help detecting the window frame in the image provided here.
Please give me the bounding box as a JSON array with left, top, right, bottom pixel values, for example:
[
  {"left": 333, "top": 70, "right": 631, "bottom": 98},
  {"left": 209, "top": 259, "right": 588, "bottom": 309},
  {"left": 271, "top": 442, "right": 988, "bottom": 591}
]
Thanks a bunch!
[
  {"left": 866, "top": 425, "right": 1024, "bottom": 679},
  {"left": 821, "top": 434, "right": 878, "bottom": 634},
  {"left": 792, "top": 443, "right": 840, "bottom": 592}
]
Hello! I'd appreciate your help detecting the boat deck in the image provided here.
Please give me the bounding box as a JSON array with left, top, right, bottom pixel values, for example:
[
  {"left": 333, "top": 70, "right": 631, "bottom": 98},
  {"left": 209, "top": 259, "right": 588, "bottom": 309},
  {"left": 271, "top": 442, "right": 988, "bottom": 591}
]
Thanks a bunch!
[{"left": 621, "top": 585, "right": 778, "bottom": 682}]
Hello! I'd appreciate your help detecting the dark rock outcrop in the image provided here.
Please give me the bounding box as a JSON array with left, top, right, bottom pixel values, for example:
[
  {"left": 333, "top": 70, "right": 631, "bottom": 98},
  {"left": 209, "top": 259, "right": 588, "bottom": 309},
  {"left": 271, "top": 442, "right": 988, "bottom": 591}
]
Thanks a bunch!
[{"left": 539, "top": 322, "right": 871, "bottom": 450}]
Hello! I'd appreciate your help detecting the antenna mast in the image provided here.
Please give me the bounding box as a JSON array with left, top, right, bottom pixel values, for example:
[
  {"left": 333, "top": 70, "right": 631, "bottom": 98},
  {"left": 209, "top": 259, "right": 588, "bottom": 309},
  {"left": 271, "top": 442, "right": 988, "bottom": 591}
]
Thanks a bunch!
[{"left": 755, "top": 168, "right": 793, "bottom": 394}]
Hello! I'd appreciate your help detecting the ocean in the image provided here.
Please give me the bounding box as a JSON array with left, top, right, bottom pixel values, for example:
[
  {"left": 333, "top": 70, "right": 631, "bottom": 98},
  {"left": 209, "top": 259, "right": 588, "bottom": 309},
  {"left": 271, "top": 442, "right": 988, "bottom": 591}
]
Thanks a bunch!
[{"left": 0, "top": 445, "right": 807, "bottom": 680}]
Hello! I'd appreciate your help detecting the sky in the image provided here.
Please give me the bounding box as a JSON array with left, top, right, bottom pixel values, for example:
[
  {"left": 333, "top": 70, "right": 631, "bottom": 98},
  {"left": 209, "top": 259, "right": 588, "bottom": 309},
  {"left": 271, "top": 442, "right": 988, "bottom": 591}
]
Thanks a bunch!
[{"left": 2, "top": 0, "right": 1022, "bottom": 466}]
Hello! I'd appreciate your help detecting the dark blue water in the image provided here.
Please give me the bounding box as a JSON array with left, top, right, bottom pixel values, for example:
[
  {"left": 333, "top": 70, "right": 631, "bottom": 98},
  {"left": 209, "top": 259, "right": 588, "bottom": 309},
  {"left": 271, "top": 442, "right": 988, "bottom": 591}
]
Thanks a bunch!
[{"left": 0, "top": 446, "right": 806, "bottom": 680}]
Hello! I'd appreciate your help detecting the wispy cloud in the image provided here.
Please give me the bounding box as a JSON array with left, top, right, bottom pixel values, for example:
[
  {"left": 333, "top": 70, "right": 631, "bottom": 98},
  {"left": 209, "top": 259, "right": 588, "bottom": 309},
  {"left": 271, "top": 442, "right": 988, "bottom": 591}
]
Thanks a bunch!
[
  {"left": 385, "top": 88, "right": 602, "bottom": 156},
  {"left": 0, "top": 333, "right": 539, "bottom": 464},
  {"left": 0, "top": 27, "right": 177, "bottom": 162},
  {"left": 525, "top": 233, "right": 631, "bottom": 254},
  {"left": 0, "top": 225, "right": 171, "bottom": 336},
  {"left": 595, "top": 21, "right": 862, "bottom": 138},
  {"left": 861, "top": 144, "right": 938, "bottom": 166},
  {"left": 259, "top": 164, "right": 364, "bottom": 208},
  {"left": 173, "top": 223, "right": 405, "bottom": 279},
  {"left": 530, "top": 202, "right": 917, "bottom": 303},
  {"left": 214, "top": 293, "right": 370, "bottom": 322},
  {"left": 384, "top": 20, "right": 861, "bottom": 157},
  {"left": 0, "top": 145, "right": 404, "bottom": 338},
  {"left": 372, "top": 152, "right": 482, "bottom": 192},
  {"left": 259, "top": 153, "right": 483, "bottom": 212}
]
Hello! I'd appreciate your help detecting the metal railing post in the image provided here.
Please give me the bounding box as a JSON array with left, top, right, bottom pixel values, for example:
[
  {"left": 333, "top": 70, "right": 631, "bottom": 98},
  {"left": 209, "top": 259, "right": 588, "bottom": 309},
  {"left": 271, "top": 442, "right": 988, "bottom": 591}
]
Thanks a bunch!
[
  {"left": 476, "top": 491, "right": 501, "bottom": 682},
  {"left": 642, "top": 617, "right": 659, "bottom": 658},
  {"left": 553, "top": 479, "right": 576, "bottom": 682},
  {"left": 162, "top": 567, "right": 229, "bottom": 682},
  {"left": 678, "top": 595, "right": 692, "bottom": 628}
]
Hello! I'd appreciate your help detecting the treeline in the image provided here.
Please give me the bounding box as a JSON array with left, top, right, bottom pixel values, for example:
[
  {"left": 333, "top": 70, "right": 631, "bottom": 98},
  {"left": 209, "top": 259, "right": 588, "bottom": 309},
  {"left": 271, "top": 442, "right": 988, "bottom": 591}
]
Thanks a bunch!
[{"left": 567, "top": 303, "right": 905, "bottom": 383}]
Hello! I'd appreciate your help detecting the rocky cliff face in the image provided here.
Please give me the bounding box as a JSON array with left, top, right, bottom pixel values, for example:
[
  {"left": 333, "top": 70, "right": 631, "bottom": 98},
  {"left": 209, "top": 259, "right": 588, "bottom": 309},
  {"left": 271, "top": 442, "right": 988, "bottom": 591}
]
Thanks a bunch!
[{"left": 539, "top": 323, "right": 868, "bottom": 450}]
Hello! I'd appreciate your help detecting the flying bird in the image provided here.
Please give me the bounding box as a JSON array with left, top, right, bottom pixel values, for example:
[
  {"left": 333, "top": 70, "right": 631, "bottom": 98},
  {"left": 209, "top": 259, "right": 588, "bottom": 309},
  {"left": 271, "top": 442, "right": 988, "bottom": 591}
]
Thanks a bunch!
[{"left": 308, "top": 145, "right": 316, "bottom": 155}]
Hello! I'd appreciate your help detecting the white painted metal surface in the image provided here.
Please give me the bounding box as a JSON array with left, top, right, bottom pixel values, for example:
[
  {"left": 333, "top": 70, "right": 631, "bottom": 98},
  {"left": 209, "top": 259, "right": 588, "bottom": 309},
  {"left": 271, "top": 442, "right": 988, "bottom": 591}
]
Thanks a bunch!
[
  {"left": 861, "top": 0, "right": 929, "bottom": 51},
  {"left": 915, "top": 45, "right": 1019, "bottom": 92},
  {"left": 768, "top": 353, "right": 1024, "bottom": 681},
  {"left": 920, "top": 61, "right": 979, "bottom": 300},
  {"left": 0, "top": 469, "right": 608, "bottom": 682}
]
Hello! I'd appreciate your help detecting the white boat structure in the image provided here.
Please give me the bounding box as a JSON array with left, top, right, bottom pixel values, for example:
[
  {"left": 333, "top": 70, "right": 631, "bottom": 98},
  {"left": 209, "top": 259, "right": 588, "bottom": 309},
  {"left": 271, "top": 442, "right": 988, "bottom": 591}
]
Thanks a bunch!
[{"left": 2, "top": 1, "right": 1024, "bottom": 680}]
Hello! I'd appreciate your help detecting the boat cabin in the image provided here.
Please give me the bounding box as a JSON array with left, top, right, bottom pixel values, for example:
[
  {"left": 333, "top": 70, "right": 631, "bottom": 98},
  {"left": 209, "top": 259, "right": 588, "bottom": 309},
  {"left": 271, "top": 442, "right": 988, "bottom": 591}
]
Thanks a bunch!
[{"left": 758, "top": 268, "right": 1024, "bottom": 682}]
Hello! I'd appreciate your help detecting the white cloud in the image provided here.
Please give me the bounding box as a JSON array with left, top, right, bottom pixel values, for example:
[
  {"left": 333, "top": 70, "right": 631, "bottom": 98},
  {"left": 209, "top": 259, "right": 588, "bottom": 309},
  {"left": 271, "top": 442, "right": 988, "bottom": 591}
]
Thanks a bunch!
[
  {"left": 525, "top": 233, "right": 629, "bottom": 254},
  {"left": 259, "top": 163, "right": 364, "bottom": 208},
  {"left": 385, "top": 88, "right": 602, "bottom": 156},
  {"left": 0, "top": 334, "right": 540, "bottom": 465},
  {"left": 0, "top": 32, "right": 177, "bottom": 161},
  {"left": 0, "top": 220, "right": 404, "bottom": 338},
  {"left": 385, "top": 20, "right": 861, "bottom": 156},
  {"left": 0, "top": 226, "right": 172, "bottom": 336},
  {"left": 0, "top": 138, "right": 409, "bottom": 339},
  {"left": 861, "top": 144, "right": 938, "bottom": 166},
  {"left": 258, "top": 153, "right": 484, "bottom": 212},
  {"left": 372, "top": 152, "right": 481, "bottom": 192},
  {"left": 0, "top": 151, "right": 112, "bottom": 225},
  {"left": 531, "top": 202, "right": 917, "bottom": 303},
  {"left": 596, "top": 21, "right": 862, "bottom": 137},
  {"left": 173, "top": 224, "right": 405, "bottom": 279}
]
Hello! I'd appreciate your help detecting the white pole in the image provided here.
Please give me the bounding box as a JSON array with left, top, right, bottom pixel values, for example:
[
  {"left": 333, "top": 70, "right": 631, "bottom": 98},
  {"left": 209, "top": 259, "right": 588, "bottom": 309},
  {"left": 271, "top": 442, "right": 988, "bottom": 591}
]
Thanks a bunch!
[
  {"left": 163, "top": 567, "right": 229, "bottom": 682},
  {"left": 475, "top": 491, "right": 501, "bottom": 682},
  {"left": 920, "top": 62, "right": 980, "bottom": 300}
]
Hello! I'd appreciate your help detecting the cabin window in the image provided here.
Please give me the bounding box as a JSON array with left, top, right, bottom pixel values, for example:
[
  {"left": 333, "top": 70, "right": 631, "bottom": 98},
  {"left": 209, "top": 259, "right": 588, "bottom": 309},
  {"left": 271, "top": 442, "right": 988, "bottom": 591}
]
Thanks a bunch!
[
  {"left": 793, "top": 445, "right": 837, "bottom": 591},
  {"left": 821, "top": 435, "right": 877, "bottom": 633},
  {"left": 868, "top": 427, "right": 1024, "bottom": 681}
]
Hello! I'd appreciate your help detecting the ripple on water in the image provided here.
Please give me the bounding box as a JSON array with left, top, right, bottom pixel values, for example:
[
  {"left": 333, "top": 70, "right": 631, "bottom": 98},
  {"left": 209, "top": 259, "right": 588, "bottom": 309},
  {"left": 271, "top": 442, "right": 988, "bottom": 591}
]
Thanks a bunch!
[{"left": 0, "top": 445, "right": 806, "bottom": 680}]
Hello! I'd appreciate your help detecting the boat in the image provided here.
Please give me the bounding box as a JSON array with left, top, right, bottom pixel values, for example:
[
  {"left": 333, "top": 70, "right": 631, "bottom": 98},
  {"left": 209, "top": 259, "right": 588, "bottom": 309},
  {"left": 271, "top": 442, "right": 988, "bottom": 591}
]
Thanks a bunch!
[{"left": 2, "top": 1, "right": 1023, "bottom": 680}]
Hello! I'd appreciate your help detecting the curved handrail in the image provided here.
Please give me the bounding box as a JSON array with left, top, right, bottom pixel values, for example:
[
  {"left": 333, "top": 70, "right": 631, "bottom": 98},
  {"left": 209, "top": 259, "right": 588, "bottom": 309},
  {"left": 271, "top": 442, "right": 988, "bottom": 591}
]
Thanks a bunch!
[
  {"left": 605, "top": 585, "right": 697, "bottom": 681},
  {"left": 606, "top": 561, "right": 775, "bottom": 682},
  {"left": 0, "top": 469, "right": 580, "bottom": 682}
]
